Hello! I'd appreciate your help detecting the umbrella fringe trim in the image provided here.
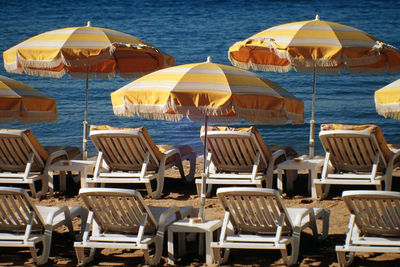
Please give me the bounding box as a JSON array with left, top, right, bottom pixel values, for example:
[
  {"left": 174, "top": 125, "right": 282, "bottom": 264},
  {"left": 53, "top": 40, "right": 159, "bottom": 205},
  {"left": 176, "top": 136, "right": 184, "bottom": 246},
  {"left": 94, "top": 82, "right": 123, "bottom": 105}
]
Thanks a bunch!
[
  {"left": 16, "top": 53, "right": 64, "bottom": 69},
  {"left": 230, "top": 46, "right": 399, "bottom": 75},
  {"left": 228, "top": 53, "right": 293, "bottom": 72},
  {"left": 375, "top": 102, "right": 400, "bottom": 120},
  {"left": 23, "top": 68, "right": 66, "bottom": 78},
  {"left": 113, "top": 101, "right": 304, "bottom": 124}
]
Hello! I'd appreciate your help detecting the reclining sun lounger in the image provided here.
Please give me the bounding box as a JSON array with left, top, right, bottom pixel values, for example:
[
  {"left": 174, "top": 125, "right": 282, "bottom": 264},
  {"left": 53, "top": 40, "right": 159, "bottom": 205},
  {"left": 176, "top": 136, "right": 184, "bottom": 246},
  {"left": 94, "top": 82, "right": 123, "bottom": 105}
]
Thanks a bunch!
[
  {"left": 196, "top": 126, "right": 286, "bottom": 196},
  {"left": 88, "top": 125, "right": 196, "bottom": 199},
  {"left": 0, "top": 129, "right": 80, "bottom": 197},
  {"left": 211, "top": 187, "right": 330, "bottom": 266},
  {"left": 336, "top": 190, "right": 400, "bottom": 266},
  {"left": 315, "top": 124, "right": 400, "bottom": 199},
  {"left": 0, "top": 186, "right": 87, "bottom": 265},
  {"left": 74, "top": 188, "right": 194, "bottom": 265}
]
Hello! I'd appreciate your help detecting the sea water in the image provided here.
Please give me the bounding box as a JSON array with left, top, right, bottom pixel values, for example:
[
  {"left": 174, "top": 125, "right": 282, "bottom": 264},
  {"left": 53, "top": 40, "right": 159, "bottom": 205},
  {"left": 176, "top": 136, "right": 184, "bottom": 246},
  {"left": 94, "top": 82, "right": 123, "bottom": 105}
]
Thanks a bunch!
[{"left": 0, "top": 0, "right": 399, "bottom": 157}]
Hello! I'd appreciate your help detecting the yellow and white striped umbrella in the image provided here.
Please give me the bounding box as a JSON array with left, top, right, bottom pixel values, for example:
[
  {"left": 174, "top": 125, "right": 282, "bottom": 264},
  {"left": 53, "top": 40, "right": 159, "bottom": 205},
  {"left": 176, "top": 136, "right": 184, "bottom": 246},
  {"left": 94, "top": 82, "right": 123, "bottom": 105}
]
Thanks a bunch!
[
  {"left": 375, "top": 78, "right": 400, "bottom": 120},
  {"left": 3, "top": 21, "right": 174, "bottom": 158},
  {"left": 111, "top": 57, "right": 304, "bottom": 124},
  {"left": 229, "top": 15, "right": 400, "bottom": 74},
  {"left": 0, "top": 75, "right": 57, "bottom": 124},
  {"left": 229, "top": 15, "right": 400, "bottom": 158},
  {"left": 3, "top": 21, "right": 174, "bottom": 79},
  {"left": 112, "top": 56, "right": 303, "bottom": 220}
]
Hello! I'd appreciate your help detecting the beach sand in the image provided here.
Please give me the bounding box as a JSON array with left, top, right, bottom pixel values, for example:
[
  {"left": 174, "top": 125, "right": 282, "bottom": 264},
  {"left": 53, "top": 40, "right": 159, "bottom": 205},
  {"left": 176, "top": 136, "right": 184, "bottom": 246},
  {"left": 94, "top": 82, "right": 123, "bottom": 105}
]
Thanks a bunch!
[{"left": 2, "top": 158, "right": 400, "bottom": 266}]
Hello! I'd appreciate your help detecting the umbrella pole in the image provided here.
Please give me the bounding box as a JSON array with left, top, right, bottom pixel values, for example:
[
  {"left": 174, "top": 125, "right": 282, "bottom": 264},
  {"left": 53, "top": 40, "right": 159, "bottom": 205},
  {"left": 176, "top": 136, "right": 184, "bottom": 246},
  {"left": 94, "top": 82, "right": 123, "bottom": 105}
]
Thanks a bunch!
[
  {"left": 199, "top": 115, "right": 208, "bottom": 221},
  {"left": 83, "top": 68, "right": 89, "bottom": 160},
  {"left": 309, "top": 63, "right": 317, "bottom": 159}
]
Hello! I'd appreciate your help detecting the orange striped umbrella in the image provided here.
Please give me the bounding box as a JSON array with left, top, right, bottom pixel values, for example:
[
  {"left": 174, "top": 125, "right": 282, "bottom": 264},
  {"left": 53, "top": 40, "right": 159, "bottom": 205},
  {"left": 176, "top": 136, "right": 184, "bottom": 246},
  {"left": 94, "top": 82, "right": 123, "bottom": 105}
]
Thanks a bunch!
[
  {"left": 375, "top": 78, "right": 400, "bottom": 120},
  {"left": 0, "top": 75, "right": 57, "bottom": 124},
  {"left": 229, "top": 15, "right": 400, "bottom": 157},
  {"left": 3, "top": 21, "right": 174, "bottom": 158}
]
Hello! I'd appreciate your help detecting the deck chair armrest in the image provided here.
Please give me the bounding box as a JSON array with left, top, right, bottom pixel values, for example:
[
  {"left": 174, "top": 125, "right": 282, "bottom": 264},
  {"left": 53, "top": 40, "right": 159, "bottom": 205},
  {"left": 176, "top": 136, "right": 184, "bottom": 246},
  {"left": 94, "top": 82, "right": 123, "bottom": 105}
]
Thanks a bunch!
[
  {"left": 40, "top": 206, "right": 71, "bottom": 226},
  {"left": 389, "top": 149, "right": 400, "bottom": 169},
  {"left": 270, "top": 149, "right": 286, "bottom": 165},
  {"left": 161, "top": 148, "right": 180, "bottom": 157},
  {"left": 157, "top": 206, "right": 183, "bottom": 233},
  {"left": 47, "top": 149, "right": 69, "bottom": 165},
  {"left": 291, "top": 208, "right": 314, "bottom": 228}
]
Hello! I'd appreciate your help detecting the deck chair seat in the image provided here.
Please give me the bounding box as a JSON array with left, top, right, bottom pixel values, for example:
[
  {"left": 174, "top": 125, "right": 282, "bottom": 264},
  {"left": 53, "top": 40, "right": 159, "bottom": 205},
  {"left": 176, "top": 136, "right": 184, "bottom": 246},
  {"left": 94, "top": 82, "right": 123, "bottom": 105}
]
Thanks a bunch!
[
  {"left": 0, "top": 187, "right": 88, "bottom": 265},
  {"left": 335, "top": 190, "right": 400, "bottom": 266},
  {"left": 88, "top": 125, "right": 196, "bottom": 199},
  {"left": 74, "top": 188, "right": 194, "bottom": 266},
  {"left": 211, "top": 187, "right": 330, "bottom": 266},
  {"left": 196, "top": 126, "right": 286, "bottom": 196},
  {"left": 0, "top": 129, "right": 80, "bottom": 197},
  {"left": 314, "top": 124, "right": 400, "bottom": 200}
]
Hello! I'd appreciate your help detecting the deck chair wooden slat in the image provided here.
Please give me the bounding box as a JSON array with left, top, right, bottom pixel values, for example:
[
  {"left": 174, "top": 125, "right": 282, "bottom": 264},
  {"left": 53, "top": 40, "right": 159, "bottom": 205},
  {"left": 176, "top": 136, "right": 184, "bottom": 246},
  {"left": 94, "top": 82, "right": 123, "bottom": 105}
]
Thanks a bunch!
[
  {"left": 336, "top": 190, "right": 400, "bottom": 266},
  {"left": 211, "top": 187, "right": 330, "bottom": 266},
  {"left": 89, "top": 126, "right": 196, "bottom": 199},
  {"left": 348, "top": 138, "right": 363, "bottom": 166},
  {"left": 124, "top": 138, "right": 142, "bottom": 166}
]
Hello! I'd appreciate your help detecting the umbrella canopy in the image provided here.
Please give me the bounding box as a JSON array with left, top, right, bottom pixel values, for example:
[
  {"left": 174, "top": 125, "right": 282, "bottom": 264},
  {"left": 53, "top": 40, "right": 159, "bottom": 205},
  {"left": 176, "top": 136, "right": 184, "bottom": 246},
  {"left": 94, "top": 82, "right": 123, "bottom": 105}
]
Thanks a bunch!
[
  {"left": 111, "top": 57, "right": 304, "bottom": 220},
  {"left": 3, "top": 21, "right": 174, "bottom": 78},
  {"left": 0, "top": 75, "right": 57, "bottom": 124},
  {"left": 3, "top": 21, "right": 174, "bottom": 158},
  {"left": 375, "top": 78, "right": 400, "bottom": 119},
  {"left": 228, "top": 15, "right": 400, "bottom": 157},
  {"left": 111, "top": 57, "right": 304, "bottom": 124}
]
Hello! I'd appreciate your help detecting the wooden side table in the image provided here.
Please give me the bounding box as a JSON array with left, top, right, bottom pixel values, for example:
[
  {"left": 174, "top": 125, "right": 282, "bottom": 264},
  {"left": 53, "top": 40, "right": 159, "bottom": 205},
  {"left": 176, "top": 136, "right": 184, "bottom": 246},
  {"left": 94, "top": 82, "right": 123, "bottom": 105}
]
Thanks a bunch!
[
  {"left": 48, "top": 160, "right": 95, "bottom": 196},
  {"left": 167, "top": 219, "right": 222, "bottom": 265},
  {"left": 277, "top": 156, "right": 324, "bottom": 198}
]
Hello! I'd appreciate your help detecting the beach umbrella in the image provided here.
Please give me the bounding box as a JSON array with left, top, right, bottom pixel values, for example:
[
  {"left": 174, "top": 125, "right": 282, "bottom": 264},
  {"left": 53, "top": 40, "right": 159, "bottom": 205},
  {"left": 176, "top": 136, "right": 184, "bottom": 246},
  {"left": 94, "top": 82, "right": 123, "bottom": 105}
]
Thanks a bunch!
[
  {"left": 111, "top": 56, "right": 304, "bottom": 220},
  {"left": 375, "top": 78, "right": 400, "bottom": 119},
  {"left": 0, "top": 75, "right": 57, "bottom": 124},
  {"left": 3, "top": 21, "right": 174, "bottom": 159},
  {"left": 228, "top": 14, "right": 400, "bottom": 158}
]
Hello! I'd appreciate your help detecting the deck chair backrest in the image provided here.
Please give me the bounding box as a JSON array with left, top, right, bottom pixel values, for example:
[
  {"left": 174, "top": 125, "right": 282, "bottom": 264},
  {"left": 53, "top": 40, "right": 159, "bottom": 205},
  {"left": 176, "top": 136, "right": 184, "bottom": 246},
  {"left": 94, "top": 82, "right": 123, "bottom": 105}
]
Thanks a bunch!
[
  {"left": 319, "top": 124, "right": 392, "bottom": 172},
  {"left": 90, "top": 126, "right": 163, "bottom": 172},
  {"left": 0, "top": 187, "right": 45, "bottom": 232},
  {"left": 217, "top": 187, "right": 294, "bottom": 234},
  {"left": 343, "top": 190, "right": 400, "bottom": 236},
  {"left": 79, "top": 188, "right": 158, "bottom": 234},
  {"left": 200, "top": 126, "right": 271, "bottom": 172},
  {"left": 0, "top": 129, "right": 46, "bottom": 172}
]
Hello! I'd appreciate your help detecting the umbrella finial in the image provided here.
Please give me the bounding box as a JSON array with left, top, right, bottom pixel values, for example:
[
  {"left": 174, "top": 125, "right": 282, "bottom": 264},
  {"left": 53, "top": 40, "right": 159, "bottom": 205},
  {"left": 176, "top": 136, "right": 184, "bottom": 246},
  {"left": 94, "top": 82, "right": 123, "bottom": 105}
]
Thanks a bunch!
[
  {"left": 87, "top": 21, "right": 91, "bottom": 27},
  {"left": 315, "top": 14, "right": 320, "bottom": 20},
  {"left": 206, "top": 56, "right": 212, "bottom": 63}
]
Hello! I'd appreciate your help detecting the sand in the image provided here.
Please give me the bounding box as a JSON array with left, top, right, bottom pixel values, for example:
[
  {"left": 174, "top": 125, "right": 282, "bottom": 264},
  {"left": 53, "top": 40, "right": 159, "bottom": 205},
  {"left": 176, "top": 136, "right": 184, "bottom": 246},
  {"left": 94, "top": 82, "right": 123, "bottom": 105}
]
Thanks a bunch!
[{"left": 1, "top": 158, "right": 400, "bottom": 266}]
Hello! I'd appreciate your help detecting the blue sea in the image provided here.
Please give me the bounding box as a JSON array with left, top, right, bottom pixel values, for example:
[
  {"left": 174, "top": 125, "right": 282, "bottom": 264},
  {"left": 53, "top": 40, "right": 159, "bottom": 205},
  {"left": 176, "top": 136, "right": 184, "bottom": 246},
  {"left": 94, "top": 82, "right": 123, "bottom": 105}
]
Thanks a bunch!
[{"left": 1, "top": 0, "right": 400, "bottom": 157}]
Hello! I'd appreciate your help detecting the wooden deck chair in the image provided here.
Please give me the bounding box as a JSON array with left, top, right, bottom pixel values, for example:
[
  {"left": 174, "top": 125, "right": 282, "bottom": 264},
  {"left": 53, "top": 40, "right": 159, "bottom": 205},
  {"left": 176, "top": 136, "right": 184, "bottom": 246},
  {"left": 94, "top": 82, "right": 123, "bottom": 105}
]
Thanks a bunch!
[
  {"left": 196, "top": 126, "right": 286, "bottom": 196},
  {"left": 74, "top": 188, "right": 194, "bottom": 266},
  {"left": 0, "top": 186, "right": 88, "bottom": 265},
  {"left": 88, "top": 125, "right": 196, "bottom": 199},
  {"left": 211, "top": 187, "right": 330, "bottom": 266},
  {"left": 336, "top": 190, "right": 400, "bottom": 266},
  {"left": 0, "top": 129, "right": 80, "bottom": 197},
  {"left": 315, "top": 124, "right": 400, "bottom": 200}
]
